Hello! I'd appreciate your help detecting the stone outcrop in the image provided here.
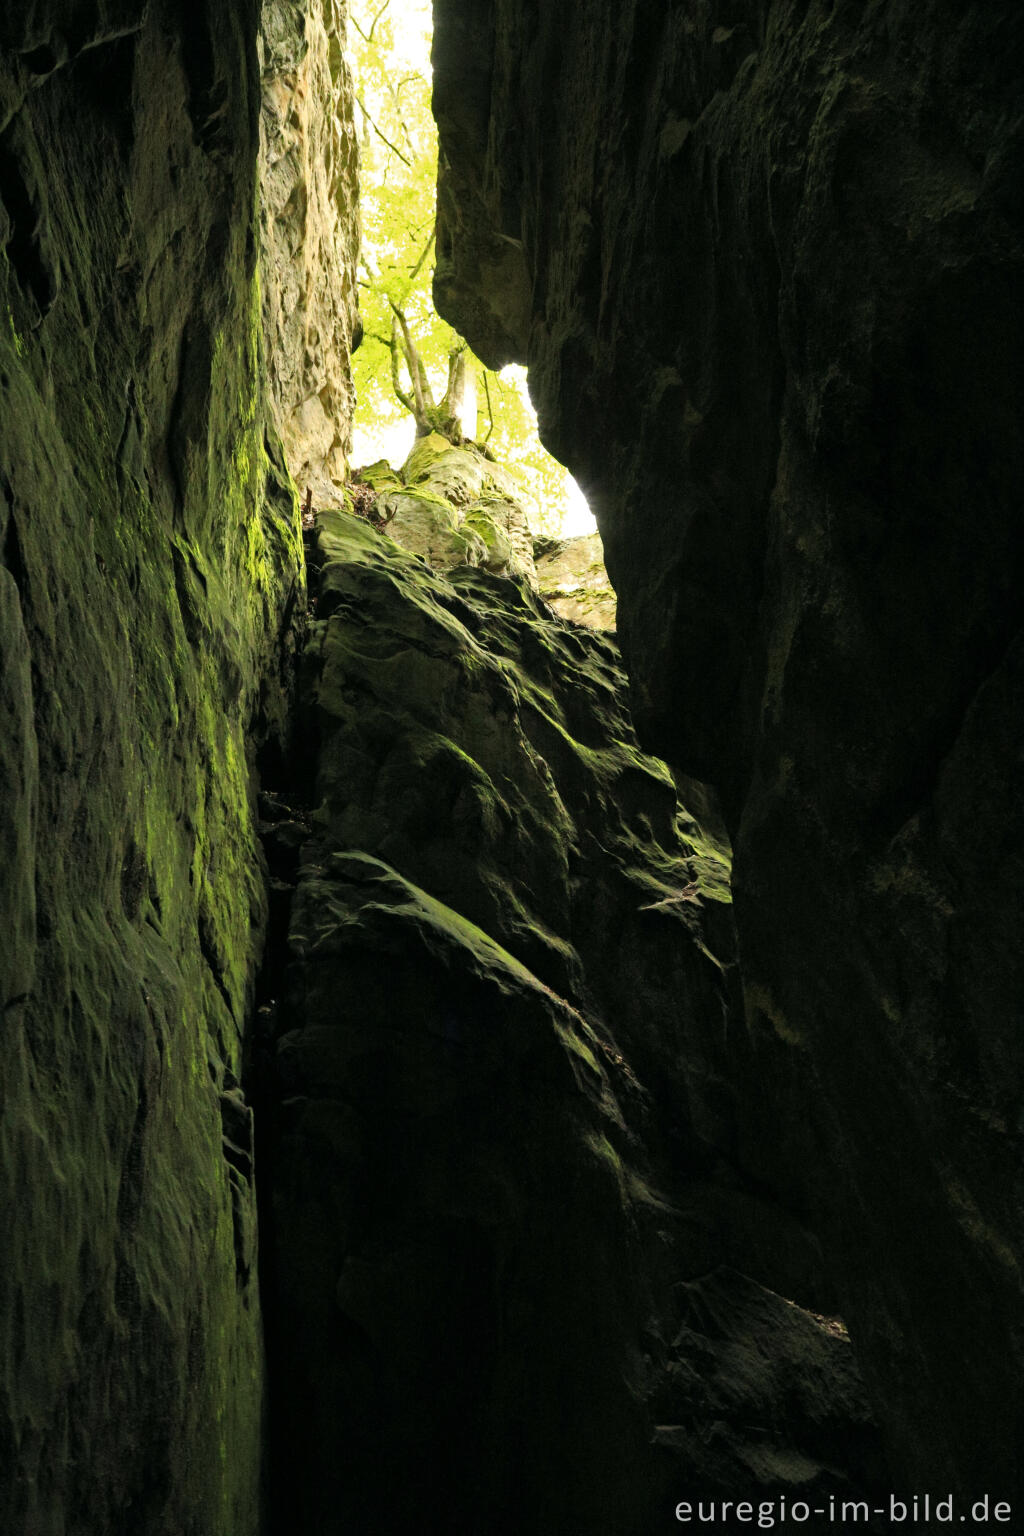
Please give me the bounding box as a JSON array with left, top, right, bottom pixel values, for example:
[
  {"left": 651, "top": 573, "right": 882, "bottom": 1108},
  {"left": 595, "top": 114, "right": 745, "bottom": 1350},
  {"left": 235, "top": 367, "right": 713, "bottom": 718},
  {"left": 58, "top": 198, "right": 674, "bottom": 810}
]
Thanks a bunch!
[
  {"left": 259, "top": 0, "right": 359, "bottom": 505},
  {"left": 257, "top": 507, "right": 888, "bottom": 1534},
  {"left": 433, "top": 0, "right": 1024, "bottom": 1499},
  {"left": 0, "top": 4, "right": 309, "bottom": 1529},
  {"left": 355, "top": 434, "right": 618, "bottom": 631},
  {"left": 533, "top": 530, "right": 616, "bottom": 628},
  {"left": 357, "top": 430, "right": 537, "bottom": 583}
]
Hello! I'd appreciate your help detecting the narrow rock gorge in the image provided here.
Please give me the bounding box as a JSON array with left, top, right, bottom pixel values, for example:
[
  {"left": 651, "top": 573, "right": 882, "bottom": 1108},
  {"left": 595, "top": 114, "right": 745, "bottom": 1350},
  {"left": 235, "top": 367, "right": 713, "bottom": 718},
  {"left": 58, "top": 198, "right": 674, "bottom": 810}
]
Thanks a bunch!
[{"left": 0, "top": 1, "right": 1020, "bottom": 1533}]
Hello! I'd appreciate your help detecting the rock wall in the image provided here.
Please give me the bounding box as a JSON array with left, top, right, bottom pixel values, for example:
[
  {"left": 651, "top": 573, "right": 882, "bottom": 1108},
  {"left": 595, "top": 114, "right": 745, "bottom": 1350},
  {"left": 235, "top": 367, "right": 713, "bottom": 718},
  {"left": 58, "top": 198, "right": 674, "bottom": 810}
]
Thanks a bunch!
[
  {"left": 257, "top": 507, "right": 887, "bottom": 1535},
  {"left": 260, "top": 0, "right": 359, "bottom": 505},
  {"left": 0, "top": 3, "right": 305, "bottom": 1530},
  {"left": 433, "top": 0, "right": 1024, "bottom": 1501},
  {"left": 356, "top": 434, "right": 616, "bottom": 626},
  {"left": 533, "top": 530, "right": 616, "bottom": 628}
]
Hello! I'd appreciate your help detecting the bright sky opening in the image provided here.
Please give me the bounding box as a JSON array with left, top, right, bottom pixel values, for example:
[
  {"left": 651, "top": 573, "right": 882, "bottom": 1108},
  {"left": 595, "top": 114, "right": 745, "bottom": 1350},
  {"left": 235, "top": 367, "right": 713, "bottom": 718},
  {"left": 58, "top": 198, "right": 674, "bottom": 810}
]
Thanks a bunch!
[{"left": 348, "top": 0, "right": 596, "bottom": 539}]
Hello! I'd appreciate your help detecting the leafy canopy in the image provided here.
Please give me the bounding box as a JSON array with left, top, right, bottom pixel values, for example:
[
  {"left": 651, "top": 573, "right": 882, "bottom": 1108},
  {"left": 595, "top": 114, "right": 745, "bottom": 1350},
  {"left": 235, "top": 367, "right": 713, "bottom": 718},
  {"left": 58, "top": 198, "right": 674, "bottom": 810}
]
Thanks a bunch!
[{"left": 348, "top": 0, "right": 593, "bottom": 536}]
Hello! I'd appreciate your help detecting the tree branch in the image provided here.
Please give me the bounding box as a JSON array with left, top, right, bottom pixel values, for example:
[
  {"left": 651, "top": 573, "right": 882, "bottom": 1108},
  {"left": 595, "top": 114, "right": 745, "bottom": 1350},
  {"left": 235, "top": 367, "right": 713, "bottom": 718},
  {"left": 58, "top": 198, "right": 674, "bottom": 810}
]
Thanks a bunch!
[
  {"left": 350, "top": 0, "right": 392, "bottom": 44},
  {"left": 384, "top": 76, "right": 417, "bottom": 152},
  {"left": 408, "top": 224, "right": 436, "bottom": 282},
  {"left": 437, "top": 345, "right": 467, "bottom": 441},
  {"left": 482, "top": 370, "right": 495, "bottom": 445},
  {"left": 367, "top": 0, "right": 392, "bottom": 42},
  {"left": 389, "top": 313, "right": 416, "bottom": 418},
  {"left": 354, "top": 94, "right": 412, "bottom": 167},
  {"left": 389, "top": 301, "right": 433, "bottom": 424}
]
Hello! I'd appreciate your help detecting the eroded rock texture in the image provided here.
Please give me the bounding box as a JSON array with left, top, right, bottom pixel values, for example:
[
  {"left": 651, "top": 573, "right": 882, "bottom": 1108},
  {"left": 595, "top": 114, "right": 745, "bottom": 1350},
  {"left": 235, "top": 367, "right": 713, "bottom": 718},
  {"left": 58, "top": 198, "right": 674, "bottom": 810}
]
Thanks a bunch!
[
  {"left": 258, "top": 509, "right": 888, "bottom": 1535},
  {"left": 0, "top": 4, "right": 305, "bottom": 1529},
  {"left": 260, "top": 0, "right": 359, "bottom": 504},
  {"left": 433, "top": 0, "right": 1024, "bottom": 1500}
]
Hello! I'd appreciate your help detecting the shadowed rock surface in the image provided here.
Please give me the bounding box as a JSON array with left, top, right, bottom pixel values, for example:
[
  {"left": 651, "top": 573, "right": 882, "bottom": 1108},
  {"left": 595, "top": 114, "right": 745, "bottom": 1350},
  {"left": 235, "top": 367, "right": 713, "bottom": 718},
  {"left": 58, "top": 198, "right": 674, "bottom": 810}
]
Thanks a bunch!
[
  {"left": 433, "top": 0, "right": 1024, "bottom": 1498},
  {"left": 1, "top": 0, "right": 1018, "bottom": 1528},
  {"left": 256, "top": 508, "right": 889, "bottom": 1535}
]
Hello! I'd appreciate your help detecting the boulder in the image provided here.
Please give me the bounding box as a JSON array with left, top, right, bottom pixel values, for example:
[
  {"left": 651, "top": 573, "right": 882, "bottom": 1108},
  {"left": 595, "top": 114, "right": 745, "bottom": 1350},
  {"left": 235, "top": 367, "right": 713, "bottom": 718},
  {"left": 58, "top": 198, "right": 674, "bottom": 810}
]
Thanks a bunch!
[{"left": 356, "top": 431, "right": 537, "bottom": 583}]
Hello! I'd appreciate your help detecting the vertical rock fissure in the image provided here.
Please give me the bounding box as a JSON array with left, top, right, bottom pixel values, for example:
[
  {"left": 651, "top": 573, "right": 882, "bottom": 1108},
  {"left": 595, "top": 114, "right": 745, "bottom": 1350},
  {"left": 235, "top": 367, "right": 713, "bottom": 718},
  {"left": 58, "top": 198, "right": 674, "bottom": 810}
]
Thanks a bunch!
[
  {"left": 245, "top": 3, "right": 898, "bottom": 1518},
  {"left": 246, "top": 516, "right": 321, "bottom": 1535}
]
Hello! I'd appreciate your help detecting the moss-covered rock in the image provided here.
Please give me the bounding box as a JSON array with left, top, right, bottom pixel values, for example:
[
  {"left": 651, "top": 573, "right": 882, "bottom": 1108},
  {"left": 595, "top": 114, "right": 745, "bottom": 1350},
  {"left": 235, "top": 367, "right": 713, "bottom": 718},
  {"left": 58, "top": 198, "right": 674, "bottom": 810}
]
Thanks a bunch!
[
  {"left": 0, "top": 7, "right": 308, "bottom": 1531},
  {"left": 261, "top": 508, "right": 886, "bottom": 1533},
  {"left": 357, "top": 431, "right": 537, "bottom": 583},
  {"left": 355, "top": 456, "right": 402, "bottom": 493}
]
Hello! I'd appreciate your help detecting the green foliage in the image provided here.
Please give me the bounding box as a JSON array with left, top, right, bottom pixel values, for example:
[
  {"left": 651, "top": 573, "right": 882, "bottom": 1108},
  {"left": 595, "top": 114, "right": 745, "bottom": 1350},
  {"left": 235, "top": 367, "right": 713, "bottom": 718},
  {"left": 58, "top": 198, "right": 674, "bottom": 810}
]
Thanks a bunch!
[
  {"left": 349, "top": 0, "right": 587, "bottom": 536},
  {"left": 350, "top": 0, "right": 439, "bottom": 398}
]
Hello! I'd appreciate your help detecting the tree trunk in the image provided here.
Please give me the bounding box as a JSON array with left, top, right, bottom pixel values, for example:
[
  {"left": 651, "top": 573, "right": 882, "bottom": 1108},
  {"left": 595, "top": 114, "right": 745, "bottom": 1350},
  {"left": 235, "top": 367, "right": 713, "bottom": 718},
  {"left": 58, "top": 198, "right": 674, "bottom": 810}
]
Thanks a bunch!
[{"left": 387, "top": 302, "right": 470, "bottom": 443}]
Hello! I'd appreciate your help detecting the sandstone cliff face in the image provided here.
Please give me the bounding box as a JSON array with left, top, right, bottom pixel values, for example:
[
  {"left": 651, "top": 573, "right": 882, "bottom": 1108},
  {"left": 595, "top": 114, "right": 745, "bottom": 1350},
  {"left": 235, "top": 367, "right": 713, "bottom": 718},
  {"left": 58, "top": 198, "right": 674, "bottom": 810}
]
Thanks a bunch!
[
  {"left": 534, "top": 530, "right": 617, "bottom": 628},
  {"left": 257, "top": 508, "right": 886, "bottom": 1534},
  {"left": 433, "top": 0, "right": 1024, "bottom": 1498},
  {"left": 260, "top": 0, "right": 359, "bottom": 505},
  {"left": 0, "top": 4, "right": 304, "bottom": 1529}
]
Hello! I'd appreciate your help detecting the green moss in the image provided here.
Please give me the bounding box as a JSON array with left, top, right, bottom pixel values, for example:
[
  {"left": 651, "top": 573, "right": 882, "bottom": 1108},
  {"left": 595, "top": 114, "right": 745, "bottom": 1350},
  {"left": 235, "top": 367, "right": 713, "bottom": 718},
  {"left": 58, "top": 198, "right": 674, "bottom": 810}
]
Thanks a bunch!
[
  {"left": 463, "top": 506, "right": 509, "bottom": 556},
  {"left": 402, "top": 431, "right": 453, "bottom": 479},
  {"left": 359, "top": 457, "right": 403, "bottom": 491},
  {"left": 6, "top": 304, "right": 24, "bottom": 359},
  {"left": 0, "top": 45, "right": 301, "bottom": 1529},
  {"left": 306, "top": 500, "right": 730, "bottom": 1053}
]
